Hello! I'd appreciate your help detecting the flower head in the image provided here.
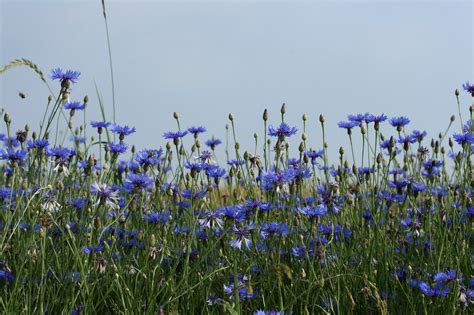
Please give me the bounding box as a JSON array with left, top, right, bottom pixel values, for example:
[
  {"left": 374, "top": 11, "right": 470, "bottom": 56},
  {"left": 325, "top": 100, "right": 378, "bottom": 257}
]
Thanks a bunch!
[
  {"left": 205, "top": 137, "right": 222, "bottom": 150},
  {"left": 389, "top": 116, "right": 410, "bottom": 128},
  {"left": 462, "top": 81, "right": 474, "bottom": 95},
  {"left": 108, "top": 142, "right": 128, "bottom": 155},
  {"left": 64, "top": 101, "right": 85, "bottom": 111},
  {"left": 268, "top": 122, "right": 298, "bottom": 140},
  {"left": 110, "top": 124, "right": 136, "bottom": 140},
  {"left": 50, "top": 68, "right": 81, "bottom": 84},
  {"left": 124, "top": 173, "right": 154, "bottom": 193},
  {"left": 453, "top": 133, "right": 474, "bottom": 147},
  {"left": 163, "top": 130, "right": 188, "bottom": 140},
  {"left": 91, "top": 182, "right": 120, "bottom": 209},
  {"left": 187, "top": 126, "right": 206, "bottom": 137},
  {"left": 91, "top": 121, "right": 111, "bottom": 129}
]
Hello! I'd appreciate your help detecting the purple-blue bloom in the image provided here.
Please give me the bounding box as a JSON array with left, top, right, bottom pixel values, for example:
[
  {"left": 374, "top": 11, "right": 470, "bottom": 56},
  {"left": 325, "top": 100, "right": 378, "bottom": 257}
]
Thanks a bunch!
[
  {"left": 90, "top": 121, "right": 111, "bottom": 129},
  {"left": 108, "top": 142, "right": 128, "bottom": 155},
  {"left": 110, "top": 124, "right": 136, "bottom": 138},
  {"left": 205, "top": 137, "right": 222, "bottom": 149},
  {"left": 50, "top": 68, "right": 81, "bottom": 84},
  {"left": 389, "top": 116, "right": 410, "bottom": 128},
  {"left": 462, "top": 81, "right": 474, "bottom": 95},
  {"left": 337, "top": 121, "right": 359, "bottom": 130},
  {"left": 163, "top": 130, "right": 188, "bottom": 140},
  {"left": 124, "top": 173, "right": 154, "bottom": 192},
  {"left": 64, "top": 101, "right": 85, "bottom": 111},
  {"left": 268, "top": 122, "right": 298, "bottom": 139},
  {"left": 453, "top": 133, "right": 474, "bottom": 146}
]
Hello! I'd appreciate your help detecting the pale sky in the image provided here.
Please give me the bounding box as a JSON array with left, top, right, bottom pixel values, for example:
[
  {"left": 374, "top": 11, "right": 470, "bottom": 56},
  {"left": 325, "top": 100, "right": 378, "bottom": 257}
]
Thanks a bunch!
[{"left": 1, "top": 0, "right": 473, "bottom": 163}]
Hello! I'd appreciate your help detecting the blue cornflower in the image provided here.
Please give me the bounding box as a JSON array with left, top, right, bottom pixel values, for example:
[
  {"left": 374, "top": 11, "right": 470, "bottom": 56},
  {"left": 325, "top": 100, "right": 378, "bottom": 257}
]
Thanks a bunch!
[
  {"left": 418, "top": 281, "right": 435, "bottom": 296},
  {"left": 411, "top": 130, "right": 427, "bottom": 142},
  {"left": 260, "top": 169, "right": 296, "bottom": 192},
  {"left": 197, "top": 150, "right": 214, "bottom": 164},
  {"left": 466, "top": 206, "right": 474, "bottom": 218},
  {"left": 2, "top": 137, "right": 19, "bottom": 148},
  {"left": 185, "top": 161, "right": 204, "bottom": 173},
  {"left": 305, "top": 149, "right": 324, "bottom": 164},
  {"left": 64, "top": 101, "right": 85, "bottom": 111},
  {"left": 433, "top": 270, "right": 456, "bottom": 284},
  {"left": 298, "top": 204, "right": 328, "bottom": 218},
  {"left": 134, "top": 148, "right": 163, "bottom": 167},
  {"left": 124, "top": 173, "right": 154, "bottom": 192},
  {"left": 90, "top": 121, "right": 111, "bottom": 129},
  {"left": 398, "top": 135, "right": 417, "bottom": 145},
  {"left": 337, "top": 120, "right": 359, "bottom": 131},
  {"left": 110, "top": 124, "right": 136, "bottom": 140},
  {"left": 389, "top": 116, "right": 410, "bottom": 128},
  {"left": 46, "top": 147, "right": 76, "bottom": 160},
  {"left": 453, "top": 133, "right": 474, "bottom": 146},
  {"left": 260, "top": 222, "right": 289, "bottom": 239},
  {"left": 205, "top": 137, "right": 222, "bottom": 150},
  {"left": 206, "top": 165, "right": 226, "bottom": 179},
  {"left": 199, "top": 209, "right": 224, "bottom": 230},
  {"left": 163, "top": 130, "right": 188, "bottom": 140},
  {"left": 71, "top": 198, "right": 87, "bottom": 210},
  {"left": 187, "top": 126, "right": 206, "bottom": 137},
  {"left": 268, "top": 122, "right": 298, "bottom": 140},
  {"left": 462, "top": 81, "right": 474, "bottom": 95},
  {"left": 50, "top": 68, "right": 81, "bottom": 84},
  {"left": 422, "top": 159, "right": 443, "bottom": 177},
  {"left": 0, "top": 270, "right": 15, "bottom": 282},
  {"left": 230, "top": 223, "right": 255, "bottom": 250},
  {"left": 108, "top": 142, "right": 128, "bottom": 155},
  {"left": 411, "top": 182, "right": 427, "bottom": 193},
  {"left": 291, "top": 166, "right": 312, "bottom": 181},
  {"left": 144, "top": 211, "right": 171, "bottom": 224},
  {"left": 370, "top": 113, "right": 388, "bottom": 123},
  {"left": 0, "top": 148, "right": 28, "bottom": 162},
  {"left": 91, "top": 182, "right": 120, "bottom": 209},
  {"left": 347, "top": 113, "right": 365, "bottom": 123},
  {"left": 227, "top": 159, "right": 244, "bottom": 166},
  {"left": 219, "top": 206, "right": 246, "bottom": 222},
  {"left": 27, "top": 139, "right": 49, "bottom": 149}
]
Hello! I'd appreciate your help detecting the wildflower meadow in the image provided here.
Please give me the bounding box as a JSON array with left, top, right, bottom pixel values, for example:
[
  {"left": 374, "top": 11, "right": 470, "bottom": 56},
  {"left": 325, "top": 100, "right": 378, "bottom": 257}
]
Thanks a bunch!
[{"left": 0, "top": 3, "right": 473, "bottom": 315}]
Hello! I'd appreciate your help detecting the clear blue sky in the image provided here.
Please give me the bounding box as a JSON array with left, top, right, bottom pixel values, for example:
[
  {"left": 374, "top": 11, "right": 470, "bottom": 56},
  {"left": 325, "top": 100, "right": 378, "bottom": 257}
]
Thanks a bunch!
[{"left": 1, "top": 0, "right": 473, "bottom": 162}]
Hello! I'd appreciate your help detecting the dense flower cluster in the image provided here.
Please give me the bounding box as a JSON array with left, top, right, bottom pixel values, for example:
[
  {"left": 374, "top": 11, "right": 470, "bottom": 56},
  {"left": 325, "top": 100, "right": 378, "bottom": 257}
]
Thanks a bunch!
[{"left": 0, "top": 70, "right": 472, "bottom": 314}]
